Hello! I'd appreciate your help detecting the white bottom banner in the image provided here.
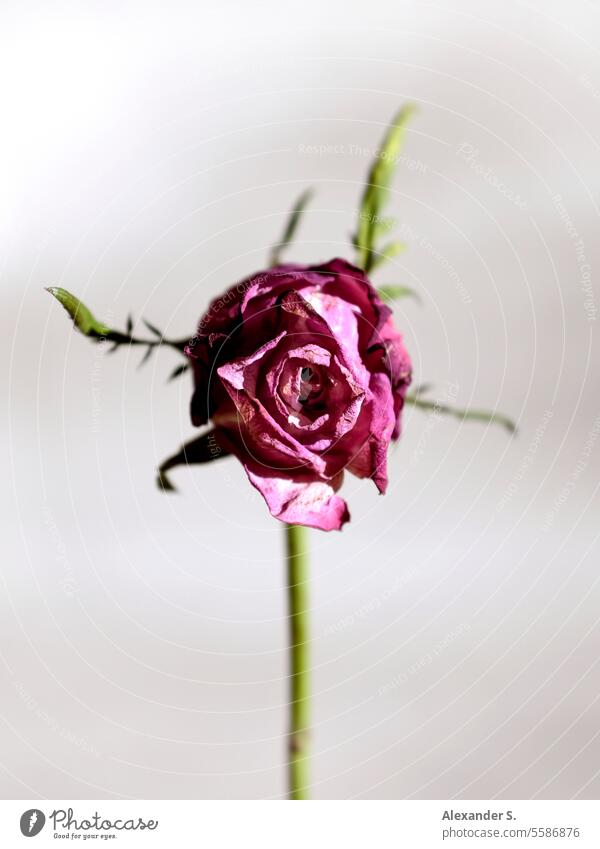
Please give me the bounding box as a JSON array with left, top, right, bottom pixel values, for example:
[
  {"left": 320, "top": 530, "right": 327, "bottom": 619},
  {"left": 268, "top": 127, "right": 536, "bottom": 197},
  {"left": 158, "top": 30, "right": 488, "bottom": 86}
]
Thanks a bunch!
[{"left": 0, "top": 800, "right": 598, "bottom": 848}]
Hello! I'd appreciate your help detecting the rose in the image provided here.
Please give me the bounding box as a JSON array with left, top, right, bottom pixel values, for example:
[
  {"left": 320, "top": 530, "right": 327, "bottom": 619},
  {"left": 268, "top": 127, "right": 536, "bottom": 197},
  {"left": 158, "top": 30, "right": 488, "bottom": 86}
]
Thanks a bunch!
[{"left": 185, "top": 258, "right": 411, "bottom": 530}]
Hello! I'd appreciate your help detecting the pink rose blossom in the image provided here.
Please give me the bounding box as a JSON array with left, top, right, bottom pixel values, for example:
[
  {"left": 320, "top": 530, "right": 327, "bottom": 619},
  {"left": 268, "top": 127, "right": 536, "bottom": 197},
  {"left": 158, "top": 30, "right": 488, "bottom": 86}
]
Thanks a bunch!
[{"left": 185, "top": 259, "right": 411, "bottom": 530}]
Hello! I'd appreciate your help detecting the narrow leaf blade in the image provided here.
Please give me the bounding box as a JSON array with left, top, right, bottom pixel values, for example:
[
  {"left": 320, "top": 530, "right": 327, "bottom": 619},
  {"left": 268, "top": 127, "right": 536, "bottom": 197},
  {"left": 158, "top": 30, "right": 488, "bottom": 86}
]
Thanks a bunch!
[
  {"left": 369, "top": 240, "right": 406, "bottom": 271},
  {"left": 143, "top": 318, "right": 163, "bottom": 338},
  {"left": 138, "top": 345, "right": 154, "bottom": 368},
  {"left": 377, "top": 285, "right": 420, "bottom": 304},
  {"left": 354, "top": 104, "right": 416, "bottom": 272},
  {"left": 167, "top": 363, "right": 190, "bottom": 382},
  {"left": 270, "top": 188, "right": 314, "bottom": 267}
]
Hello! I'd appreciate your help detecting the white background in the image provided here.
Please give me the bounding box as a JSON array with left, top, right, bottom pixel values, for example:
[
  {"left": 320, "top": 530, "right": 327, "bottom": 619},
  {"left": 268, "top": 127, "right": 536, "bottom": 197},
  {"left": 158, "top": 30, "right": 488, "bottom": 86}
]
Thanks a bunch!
[{"left": 2, "top": 0, "right": 600, "bottom": 799}]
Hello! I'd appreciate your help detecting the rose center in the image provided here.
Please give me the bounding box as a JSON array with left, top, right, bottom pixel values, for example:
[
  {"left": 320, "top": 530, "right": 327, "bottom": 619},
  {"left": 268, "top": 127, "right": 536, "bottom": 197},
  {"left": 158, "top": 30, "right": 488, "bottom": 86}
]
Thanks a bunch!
[
  {"left": 299, "top": 367, "right": 315, "bottom": 402},
  {"left": 298, "top": 365, "right": 325, "bottom": 406}
]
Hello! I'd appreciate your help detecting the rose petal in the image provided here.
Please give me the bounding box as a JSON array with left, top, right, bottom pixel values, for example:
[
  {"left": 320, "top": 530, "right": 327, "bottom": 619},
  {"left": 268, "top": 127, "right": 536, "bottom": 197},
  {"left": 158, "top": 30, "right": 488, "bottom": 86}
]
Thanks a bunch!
[
  {"left": 245, "top": 464, "right": 350, "bottom": 531},
  {"left": 367, "top": 316, "right": 412, "bottom": 439},
  {"left": 314, "top": 257, "right": 392, "bottom": 350},
  {"left": 217, "top": 332, "right": 327, "bottom": 475},
  {"left": 344, "top": 374, "right": 396, "bottom": 493}
]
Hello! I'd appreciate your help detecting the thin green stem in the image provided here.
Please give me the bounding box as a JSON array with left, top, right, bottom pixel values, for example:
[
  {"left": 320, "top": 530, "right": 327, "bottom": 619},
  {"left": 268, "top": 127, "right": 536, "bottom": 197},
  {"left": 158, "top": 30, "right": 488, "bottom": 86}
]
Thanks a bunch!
[
  {"left": 405, "top": 394, "right": 516, "bottom": 434},
  {"left": 102, "top": 330, "right": 189, "bottom": 354},
  {"left": 285, "top": 523, "right": 310, "bottom": 800}
]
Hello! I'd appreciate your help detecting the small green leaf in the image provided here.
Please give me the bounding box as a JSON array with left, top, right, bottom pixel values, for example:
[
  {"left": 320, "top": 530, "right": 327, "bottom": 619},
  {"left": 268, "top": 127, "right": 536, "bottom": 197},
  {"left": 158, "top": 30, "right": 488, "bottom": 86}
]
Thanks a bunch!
[
  {"left": 405, "top": 393, "right": 516, "bottom": 434},
  {"left": 167, "top": 363, "right": 190, "bottom": 382},
  {"left": 369, "top": 240, "right": 406, "bottom": 271},
  {"left": 143, "top": 318, "right": 162, "bottom": 338},
  {"left": 46, "top": 287, "right": 111, "bottom": 338},
  {"left": 354, "top": 104, "right": 416, "bottom": 273},
  {"left": 138, "top": 345, "right": 154, "bottom": 368},
  {"left": 373, "top": 216, "right": 396, "bottom": 238},
  {"left": 377, "top": 285, "right": 420, "bottom": 304},
  {"left": 270, "top": 188, "right": 314, "bottom": 267}
]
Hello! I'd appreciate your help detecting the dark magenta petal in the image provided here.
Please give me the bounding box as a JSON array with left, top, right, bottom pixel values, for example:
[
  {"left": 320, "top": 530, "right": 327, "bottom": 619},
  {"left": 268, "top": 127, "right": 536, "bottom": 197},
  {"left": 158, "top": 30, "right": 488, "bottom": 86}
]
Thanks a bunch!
[
  {"left": 217, "top": 332, "right": 328, "bottom": 477},
  {"left": 367, "top": 316, "right": 412, "bottom": 439},
  {"left": 346, "top": 373, "right": 396, "bottom": 493}
]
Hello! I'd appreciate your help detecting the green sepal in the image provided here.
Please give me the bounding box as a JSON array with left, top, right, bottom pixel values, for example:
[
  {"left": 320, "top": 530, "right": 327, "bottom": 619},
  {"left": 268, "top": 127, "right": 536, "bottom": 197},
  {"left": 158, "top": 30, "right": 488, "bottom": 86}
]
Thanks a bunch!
[{"left": 46, "top": 287, "right": 111, "bottom": 338}]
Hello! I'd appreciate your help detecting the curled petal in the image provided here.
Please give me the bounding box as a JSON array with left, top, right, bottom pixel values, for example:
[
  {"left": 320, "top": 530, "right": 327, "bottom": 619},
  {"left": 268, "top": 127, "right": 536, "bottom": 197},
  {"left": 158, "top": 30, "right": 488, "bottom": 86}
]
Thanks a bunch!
[
  {"left": 346, "top": 373, "right": 396, "bottom": 493},
  {"left": 245, "top": 465, "right": 350, "bottom": 531},
  {"left": 367, "top": 316, "right": 412, "bottom": 438},
  {"left": 315, "top": 257, "right": 392, "bottom": 350},
  {"left": 217, "top": 332, "right": 328, "bottom": 476}
]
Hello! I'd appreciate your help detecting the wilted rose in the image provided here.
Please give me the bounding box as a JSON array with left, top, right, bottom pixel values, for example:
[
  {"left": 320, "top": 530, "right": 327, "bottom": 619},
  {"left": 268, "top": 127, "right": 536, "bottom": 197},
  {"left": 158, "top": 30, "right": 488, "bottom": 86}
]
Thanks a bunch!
[{"left": 185, "top": 259, "right": 411, "bottom": 530}]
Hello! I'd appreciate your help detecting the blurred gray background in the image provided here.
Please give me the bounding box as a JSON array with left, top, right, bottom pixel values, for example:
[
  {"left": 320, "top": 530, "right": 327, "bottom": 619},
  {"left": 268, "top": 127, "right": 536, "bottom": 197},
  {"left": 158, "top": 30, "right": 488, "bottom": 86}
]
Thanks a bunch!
[{"left": 2, "top": 0, "right": 599, "bottom": 799}]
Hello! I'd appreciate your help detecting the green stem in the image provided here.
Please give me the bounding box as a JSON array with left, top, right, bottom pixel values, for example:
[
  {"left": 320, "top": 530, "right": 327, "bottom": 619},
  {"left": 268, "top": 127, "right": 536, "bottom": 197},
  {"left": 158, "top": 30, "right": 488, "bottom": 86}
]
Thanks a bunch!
[
  {"left": 404, "top": 394, "right": 516, "bottom": 434},
  {"left": 285, "top": 523, "right": 310, "bottom": 800}
]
